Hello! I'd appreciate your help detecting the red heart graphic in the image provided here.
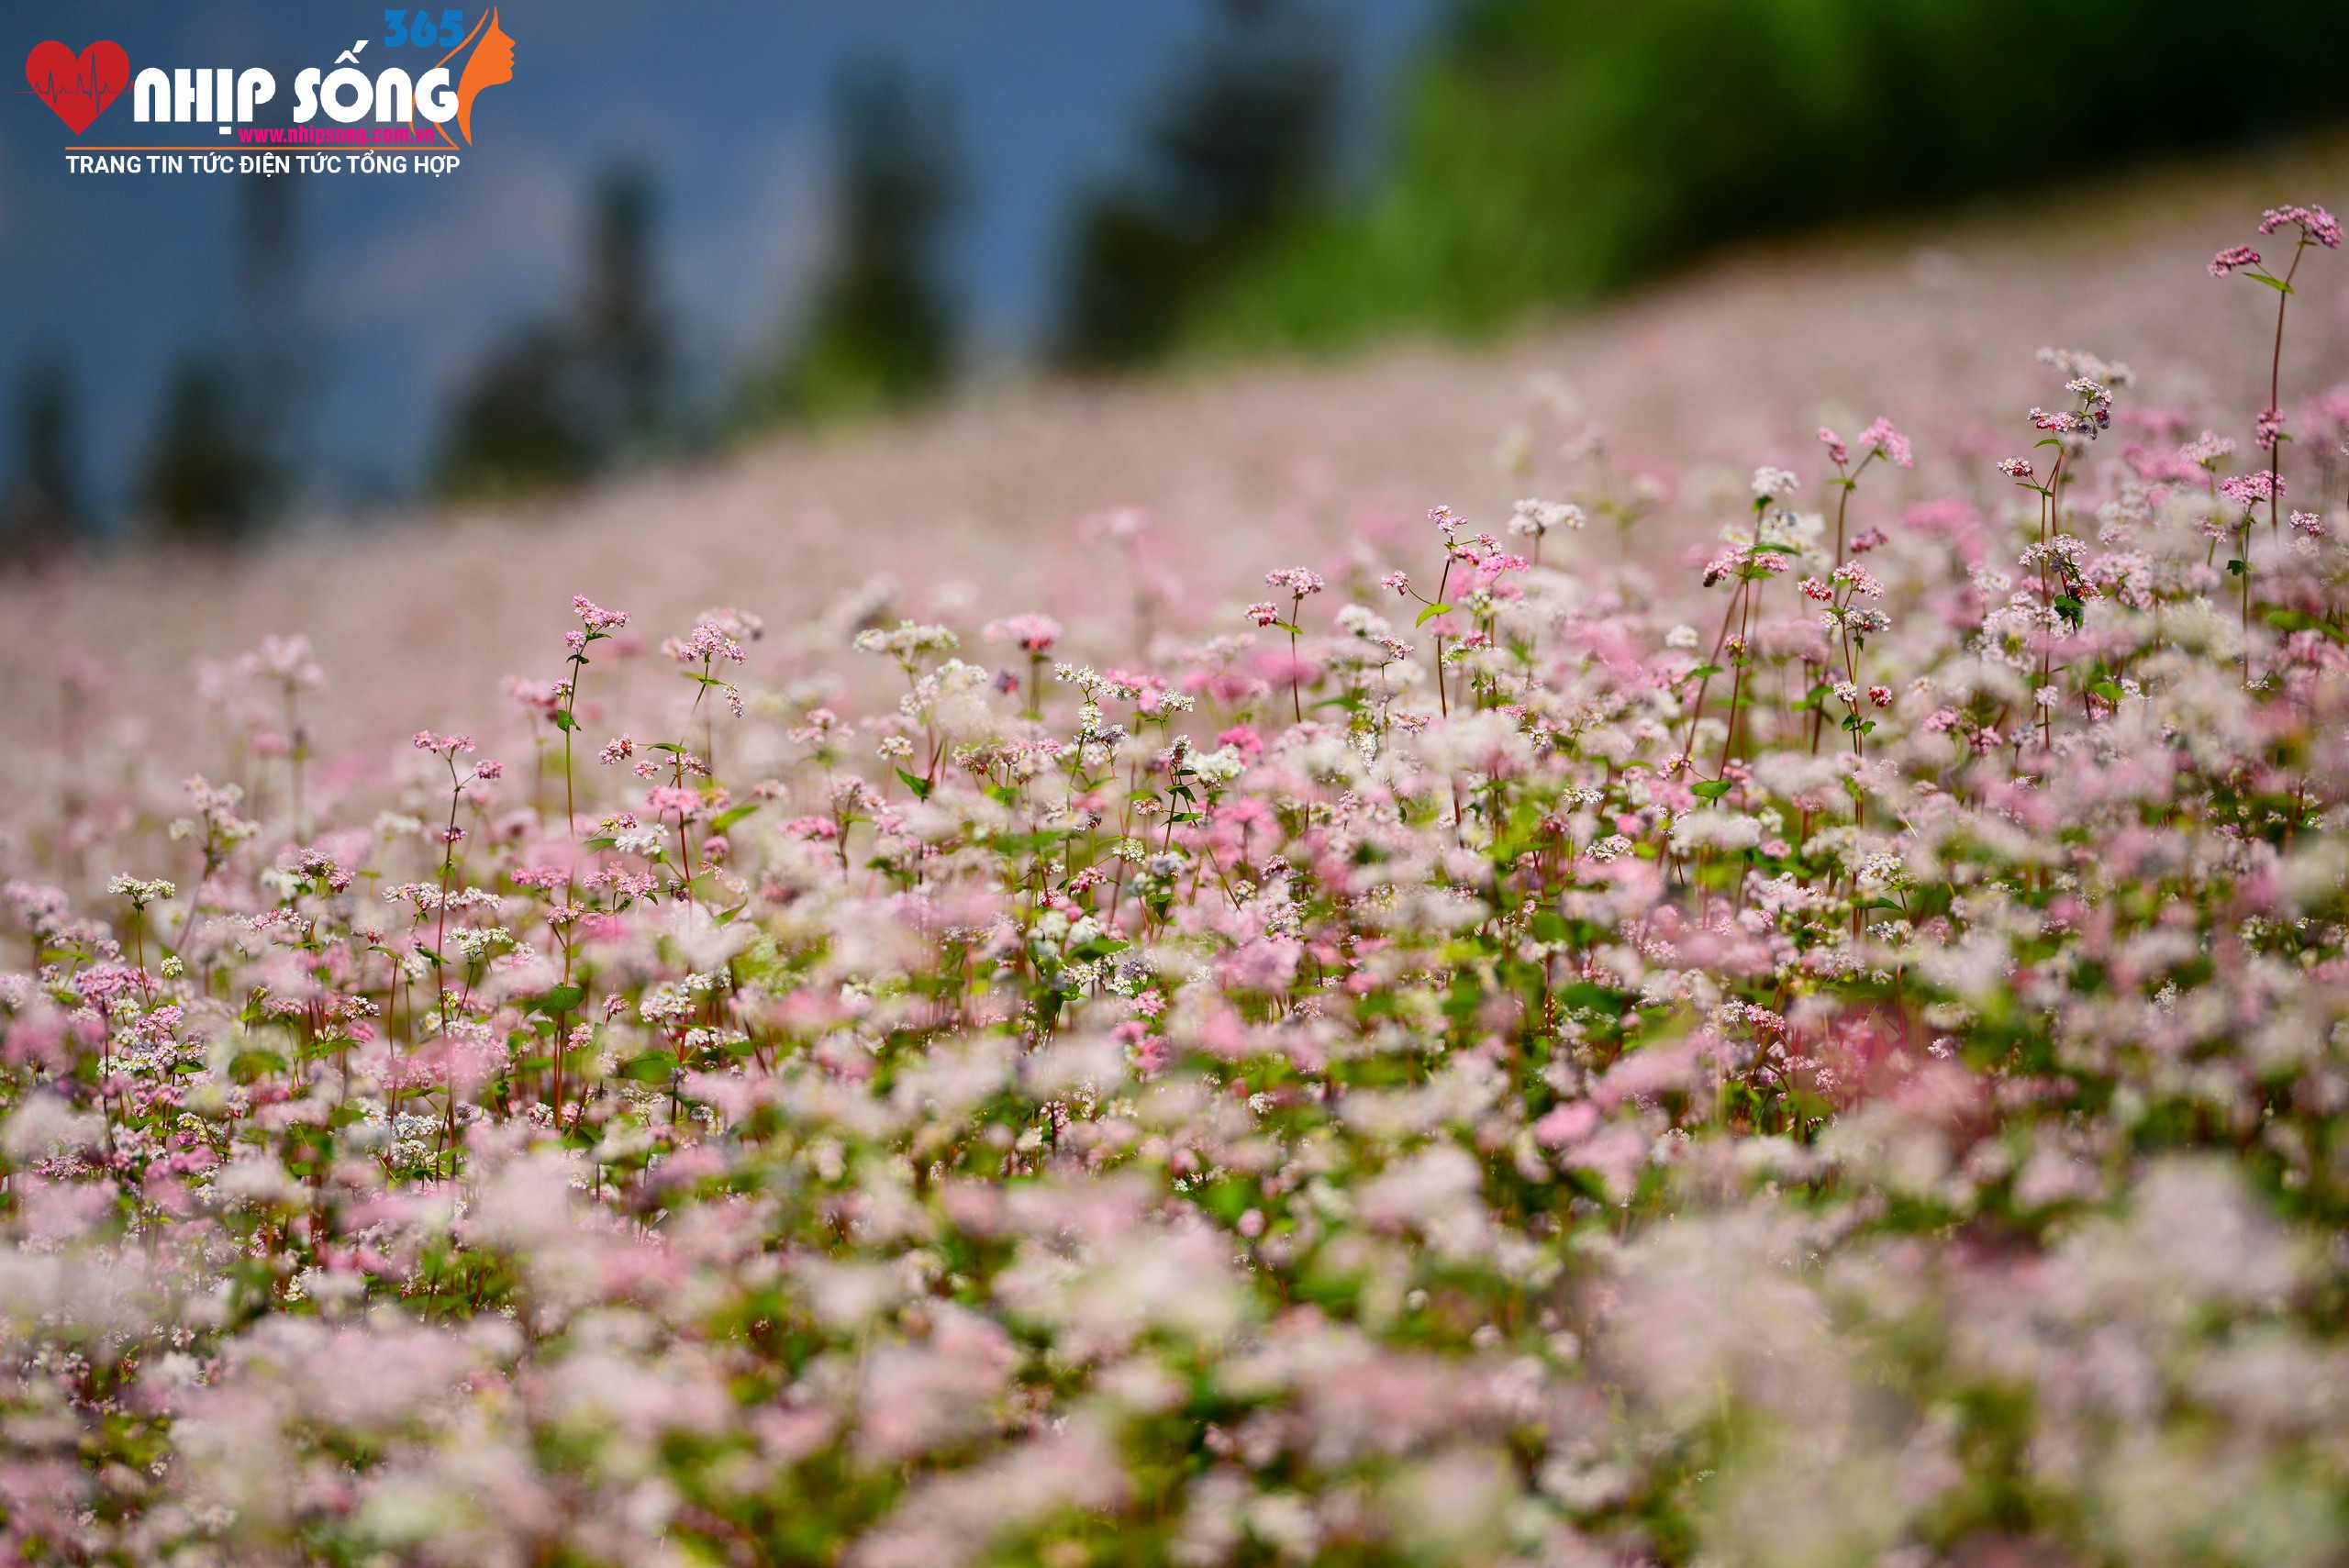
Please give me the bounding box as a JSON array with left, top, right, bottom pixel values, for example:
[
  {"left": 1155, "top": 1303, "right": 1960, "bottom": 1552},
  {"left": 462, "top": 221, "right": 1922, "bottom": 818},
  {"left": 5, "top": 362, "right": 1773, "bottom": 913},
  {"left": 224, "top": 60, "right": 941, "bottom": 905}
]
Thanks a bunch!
[{"left": 26, "top": 40, "right": 129, "bottom": 136}]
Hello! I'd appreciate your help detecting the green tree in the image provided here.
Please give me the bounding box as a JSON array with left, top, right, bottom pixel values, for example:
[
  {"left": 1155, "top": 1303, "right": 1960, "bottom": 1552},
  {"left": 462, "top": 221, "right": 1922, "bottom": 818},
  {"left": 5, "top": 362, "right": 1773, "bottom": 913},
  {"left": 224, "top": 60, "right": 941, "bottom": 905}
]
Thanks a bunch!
[
  {"left": 437, "top": 162, "right": 675, "bottom": 500},
  {"left": 1201, "top": 0, "right": 2349, "bottom": 352},
  {"left": 139, "top": 350, "right": 277, "bottom": 545},
  {"left": 1053, "top": 0, "right": 1338, "bottom": 369},
  {"left": 743, "top": 59, "right": 961, "bottom": 427},
  {"left": 3, "top": 355, "right": 85, "bottom": 568}
]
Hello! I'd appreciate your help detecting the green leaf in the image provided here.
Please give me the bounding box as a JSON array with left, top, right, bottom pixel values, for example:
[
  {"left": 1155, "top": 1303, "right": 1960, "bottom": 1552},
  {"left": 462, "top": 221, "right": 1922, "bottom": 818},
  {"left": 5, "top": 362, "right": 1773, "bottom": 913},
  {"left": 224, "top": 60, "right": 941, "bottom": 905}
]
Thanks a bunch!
[
  {"left": 1530, "top": 910, "right": 1568, "bottom": 944},
  {"left": 535, "top": 983, "right": 585, "bottom": 1015},
  {"left": 2246, "top": 272, "right": 2294, "bottom": 295},
  {"left": 896, "top": 768, "right": 933, "bottom": 801},
  {"left": 1690, "top": 779, "right": 1733, "bottom": 800},
  {"left": 709, "top": 802, "right": 760, "bottom": 833},
  {"left": 619, "top": 1050, "right": 678, "bottom": 1084},
  {"left": 1685, "top": 663, "right": 1723, "bottom": 682},
  {"left": 2089, "top": 678, "right": 2125, "bottom": 703},
  {"left": 551, "top": 709, "right": 576, "bottom": 732},
  {"left": 1414, "top": 603, "right": 1455, "bottom": 628},
  {"left": 1557, "top": 981, "right": 1626, "bottom": 1015},
  {"left": 2266, "top": 608, "right": 2349, "bottom": 644},
  {"left": 2228, "top": 558, "right": 2247, "bottom": 577}
]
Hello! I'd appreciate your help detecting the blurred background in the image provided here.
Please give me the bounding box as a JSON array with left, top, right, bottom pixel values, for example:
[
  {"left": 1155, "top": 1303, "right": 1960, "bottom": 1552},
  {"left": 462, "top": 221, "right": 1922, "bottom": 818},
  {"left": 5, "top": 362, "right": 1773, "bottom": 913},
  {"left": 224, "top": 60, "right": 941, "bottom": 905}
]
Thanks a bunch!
[{"left": 10, "top": 0, "right": 2349, "bottom": 561}]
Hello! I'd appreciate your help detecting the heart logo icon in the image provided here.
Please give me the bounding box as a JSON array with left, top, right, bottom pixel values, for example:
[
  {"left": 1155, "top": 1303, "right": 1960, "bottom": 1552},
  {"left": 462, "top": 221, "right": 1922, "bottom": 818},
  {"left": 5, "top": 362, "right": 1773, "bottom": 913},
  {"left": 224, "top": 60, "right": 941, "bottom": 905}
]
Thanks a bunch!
[{"left": 26, "top": 40, "right": 129, "bottom": 136}]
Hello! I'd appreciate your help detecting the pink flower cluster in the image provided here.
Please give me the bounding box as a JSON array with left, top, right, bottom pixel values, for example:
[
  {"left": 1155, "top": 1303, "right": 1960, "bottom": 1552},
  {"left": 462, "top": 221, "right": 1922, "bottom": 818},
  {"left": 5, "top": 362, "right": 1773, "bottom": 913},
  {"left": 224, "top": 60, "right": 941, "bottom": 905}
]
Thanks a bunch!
[{"left": 0, "top": 202, "right": 2344, "bottom": 1568}]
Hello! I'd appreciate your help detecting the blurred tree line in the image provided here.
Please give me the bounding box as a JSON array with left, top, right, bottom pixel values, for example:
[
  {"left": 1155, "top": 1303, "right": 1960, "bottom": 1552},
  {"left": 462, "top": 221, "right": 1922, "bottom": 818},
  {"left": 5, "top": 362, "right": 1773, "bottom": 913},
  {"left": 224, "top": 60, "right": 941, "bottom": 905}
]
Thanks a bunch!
[
  {"left": 1191, "top": 0, "right": 2349, "bottom": 351},
  {"left": 0, "top": 2, "right": 1330, "bottom": 554},
  {"left": 17, "top": 0, "right": 2349, "bottom": 562}
]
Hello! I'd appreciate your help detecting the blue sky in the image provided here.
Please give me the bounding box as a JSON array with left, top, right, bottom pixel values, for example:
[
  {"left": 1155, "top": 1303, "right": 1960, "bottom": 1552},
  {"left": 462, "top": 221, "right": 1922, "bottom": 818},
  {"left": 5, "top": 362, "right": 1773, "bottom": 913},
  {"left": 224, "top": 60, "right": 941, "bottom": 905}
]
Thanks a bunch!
[{"left": 4, "top": 0, "right": 1442, "bottom": 518}]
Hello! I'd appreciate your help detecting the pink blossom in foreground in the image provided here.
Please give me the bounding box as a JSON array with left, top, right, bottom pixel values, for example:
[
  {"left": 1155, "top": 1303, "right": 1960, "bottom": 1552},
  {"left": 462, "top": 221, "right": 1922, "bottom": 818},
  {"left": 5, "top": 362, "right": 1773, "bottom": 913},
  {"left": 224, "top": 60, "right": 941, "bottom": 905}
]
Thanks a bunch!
[{"left": 0, "top": 200, "right": 2342, "bottom": 1568}]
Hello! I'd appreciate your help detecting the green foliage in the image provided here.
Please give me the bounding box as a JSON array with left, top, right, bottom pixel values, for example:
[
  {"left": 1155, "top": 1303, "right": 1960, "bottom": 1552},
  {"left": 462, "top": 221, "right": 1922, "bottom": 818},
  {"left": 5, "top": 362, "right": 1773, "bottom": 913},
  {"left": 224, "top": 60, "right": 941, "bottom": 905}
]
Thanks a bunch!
[
  {"left": 139, "top": 350, "right": 281, "bottom": 545},
  {"left": 739, "top": 60, "right": 960, "bottom": 429},
  {"left": 1193, "top": 0, "right": 2349, "bottom": 352},
  {"left": 1052, "top": 0, "right": 1339, "bottom": 369},
  {"left": 436, "top": 163, "right": 675, "bottom": 501},
  {"left": 3, "top": 355, "right": 84, "bottom": 567}
]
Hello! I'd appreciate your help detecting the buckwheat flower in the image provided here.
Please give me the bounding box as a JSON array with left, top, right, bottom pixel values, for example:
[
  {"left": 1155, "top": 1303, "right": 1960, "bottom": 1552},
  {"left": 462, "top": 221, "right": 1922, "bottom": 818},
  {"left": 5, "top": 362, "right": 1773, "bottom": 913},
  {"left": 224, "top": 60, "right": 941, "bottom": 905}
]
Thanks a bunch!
[
  {"left": 1264, "top": 567, "right": 1325, "bottom": 596},
  {"left": 876, "top": 734, "right": 914, "bottom": 762},
  {"left": 695, "top": 606, "right": 764, "bottom": 641},
  {"left": 1380, "top": 571, "right": 1411, "bottom": 595},
  {"left": 1751, "top": 465, "right": 1799, "bottom": 499},
  {"left": 472, "top": 760, "right": 504, "bottom": 782},
  {"left": 2179, "top": 430, "right": 2236, "bottom": 469},
  {"left": 1429, "top": 505, "right": 1464, "bottom": 541},
  {"left": 1831, "top": 562, "right": 1885, "bottom": 597},
  {"left": 853, "top": 621, "right": 961, "bottom": 662},
  {"left": 2209, "top": 244, "right": 2263, "bottom": 277},
  {"left": 1817, "top": 426, "right": 1850, "bottom": 465},
  {"left": 1922, "top": 707, "right": 1962, "bottom": 733},
  {"left": 2259, "top": 204, "right": 2343, "bottom": 247},
  {"left": 2034, "top": 685, "right": 2060, "bottom": 708},
  {"left": 1665, "top": 623, "right": 1700, "bottom": 650},
  {"left": 1245, "top": 602, "right": 1281, "bottom": 628},
  {"left": 1858, "top": 417, "right": 1913, "bottom": 467},
  {"left": 1832, "top": 680, "right": 1859, "bottom": 706},
  {"left": 239, "top": 632, "right": 324, "bottom": 690},
  {"left": 1798, "top": 577, "right": 1834, "bottom": 602},
  {"left": 2220, "top": 471, "right": 2283, "bottom": 506},
  {"left": 598, "top": 735, "right": 634, "bottom": 764},
  {"left": 1998, "top": 458, "right": 2035, "bottom": 480},
  {"left": 1867, "top": 684, "right": 1891, "bottom": 708},
  {"left": 1850, "top": 525, "right": 1888, "bottom": 553},
  {"left": 1509, "top": 498, "right": 1586, "bottom": 537},
  {"left": 108, "top": 875, "right": 176, "bottom": 906},
  {"left": 2255, "top": 406, "right": 2285, "bottom": 450},
  {"left": 984, "top": 613, "right": 1063, "bottom": 654},
  {"left": 572, "top": 595, "right": 629, "bottom": 632},
  {"left": 662, "top": 621, "right": 747, "bottom": 666},
  {"left": 2290, "top": 510, "right": 2327, "bottom": 539}
]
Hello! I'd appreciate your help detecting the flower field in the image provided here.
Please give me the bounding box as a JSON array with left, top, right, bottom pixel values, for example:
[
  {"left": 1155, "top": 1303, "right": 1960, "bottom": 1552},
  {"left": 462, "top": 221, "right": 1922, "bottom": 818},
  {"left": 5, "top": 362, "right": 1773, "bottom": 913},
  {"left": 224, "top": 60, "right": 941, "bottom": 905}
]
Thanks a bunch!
[{"left": 8, "top": 185, "right": 2349, "bottom": 1566}]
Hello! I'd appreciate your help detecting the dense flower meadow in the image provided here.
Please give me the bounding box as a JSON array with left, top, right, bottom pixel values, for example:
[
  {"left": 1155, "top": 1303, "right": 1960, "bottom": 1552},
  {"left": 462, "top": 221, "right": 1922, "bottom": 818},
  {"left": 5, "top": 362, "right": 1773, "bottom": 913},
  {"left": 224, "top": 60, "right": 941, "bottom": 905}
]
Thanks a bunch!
[{"left": 8, "top": 206, "right": 2349, "bottom": 1566}]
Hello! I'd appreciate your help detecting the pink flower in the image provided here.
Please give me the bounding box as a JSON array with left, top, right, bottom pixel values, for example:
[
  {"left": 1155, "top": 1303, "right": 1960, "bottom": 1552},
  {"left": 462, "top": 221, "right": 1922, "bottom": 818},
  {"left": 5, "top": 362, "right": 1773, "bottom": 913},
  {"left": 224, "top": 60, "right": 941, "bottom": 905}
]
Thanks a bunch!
[
  {"left": 1817, "top": 426, "right": 1850, "bottom": 466},
  {"left": 1998, "top": 458, "right": 2035, "bottom": 480},
  {"left": 2209, "top": 244, "right": 2263, "bottom": 277},
  {"left": 571, "top": 595, "right": 629, "bottom": 632},
  {"left": 1244, "top": 602, "right": 1281, "bottom": 628},
  {"left": 2255, "top": 406, "right": 2285, "bottom": 450},
  {"left": 1867, "top": 685, "right": 1892, "bottom": 708},
  {"left": 1264, "top": 568, "right": 1325, "bottom": 596},
  {"left": 984, "top": 613, "right": 1063, "bottom": 654},
  {"left": 2259, "top": 204, "right": 2343, "bottom": 248},
  {"left": 662, "top": 622, "right": 746, "bottom": 666},
  {"left": 2220, "top": 471, "right": 2283, "bottom": 506},
  {"left": 1858, "top": 417, "right": 1912, "bottom": 468}
]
